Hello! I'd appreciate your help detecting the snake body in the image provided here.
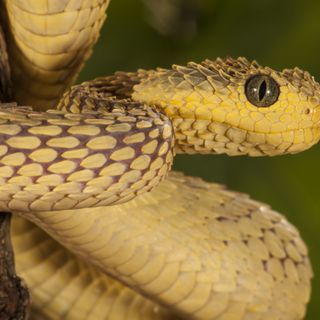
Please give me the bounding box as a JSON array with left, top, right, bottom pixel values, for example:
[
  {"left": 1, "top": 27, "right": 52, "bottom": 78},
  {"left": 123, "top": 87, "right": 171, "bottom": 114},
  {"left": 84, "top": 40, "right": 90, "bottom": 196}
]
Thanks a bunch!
[
  {"left": 3, "top": 0, "right": 110, "bottom": 109},
  {"left": 0, "top": 0, "right": 317, "bottom": 319}
]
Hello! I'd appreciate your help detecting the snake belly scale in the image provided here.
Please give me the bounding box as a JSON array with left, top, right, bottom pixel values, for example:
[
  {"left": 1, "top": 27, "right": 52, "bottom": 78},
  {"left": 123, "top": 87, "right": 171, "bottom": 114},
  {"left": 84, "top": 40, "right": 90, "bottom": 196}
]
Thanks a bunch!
[{"left": 0, "top": 0, "right": 318, "bottom": 319}]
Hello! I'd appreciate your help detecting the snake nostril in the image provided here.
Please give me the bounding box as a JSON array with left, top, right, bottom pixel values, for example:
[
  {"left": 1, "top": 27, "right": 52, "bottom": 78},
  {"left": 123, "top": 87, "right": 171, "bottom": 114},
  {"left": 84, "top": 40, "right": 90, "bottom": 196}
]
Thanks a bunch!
[{"left": 305, "top": 108, "right": 311, "bottom": 115}]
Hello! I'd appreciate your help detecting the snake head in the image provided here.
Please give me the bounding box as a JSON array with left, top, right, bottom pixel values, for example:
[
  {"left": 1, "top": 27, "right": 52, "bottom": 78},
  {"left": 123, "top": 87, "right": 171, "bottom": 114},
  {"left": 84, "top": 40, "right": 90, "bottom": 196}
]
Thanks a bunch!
[
  {"left": 134, "top": 57, "right": 320, "bottom": 156},
  {"left": 199, "top": 57, "right": 320, "bottom": 156}
]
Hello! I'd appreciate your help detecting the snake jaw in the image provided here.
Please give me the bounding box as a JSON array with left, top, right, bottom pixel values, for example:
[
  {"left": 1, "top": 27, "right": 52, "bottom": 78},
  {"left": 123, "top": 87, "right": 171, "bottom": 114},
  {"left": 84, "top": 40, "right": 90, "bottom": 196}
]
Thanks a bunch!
[{"left": 171, "top": 119, "right": 320, "bottom": 156}]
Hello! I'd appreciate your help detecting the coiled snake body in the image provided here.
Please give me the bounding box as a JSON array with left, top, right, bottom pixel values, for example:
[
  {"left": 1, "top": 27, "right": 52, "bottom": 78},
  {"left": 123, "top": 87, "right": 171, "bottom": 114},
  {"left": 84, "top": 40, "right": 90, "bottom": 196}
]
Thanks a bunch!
[{"left": 0, "top": 1, "right": 318, "bottom": 319}]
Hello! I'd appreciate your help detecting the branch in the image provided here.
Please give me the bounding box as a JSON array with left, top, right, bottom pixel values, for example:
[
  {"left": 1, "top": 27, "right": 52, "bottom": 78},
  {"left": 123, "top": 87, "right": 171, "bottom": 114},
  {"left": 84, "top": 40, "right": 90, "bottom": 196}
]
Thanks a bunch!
[{"left": 0, "top": 213, "right": 30, "bottom": 319}]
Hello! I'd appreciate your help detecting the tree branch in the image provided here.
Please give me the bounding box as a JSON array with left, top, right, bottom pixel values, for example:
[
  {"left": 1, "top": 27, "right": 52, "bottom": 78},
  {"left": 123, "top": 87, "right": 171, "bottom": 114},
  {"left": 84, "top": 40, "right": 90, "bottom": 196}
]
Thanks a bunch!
[{"left": 0, "top": 213, "right": 29, "bottom": 320}]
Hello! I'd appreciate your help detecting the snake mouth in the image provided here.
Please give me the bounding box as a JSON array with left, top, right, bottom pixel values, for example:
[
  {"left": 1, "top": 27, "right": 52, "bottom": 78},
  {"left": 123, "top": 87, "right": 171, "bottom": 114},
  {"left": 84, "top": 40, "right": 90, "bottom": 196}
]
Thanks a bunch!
[
  {"left": 227, "top": 123, "right": 320, "bottom": 146},
  {"left": 235, "top": 124, "right": 320, "bottom": 137}
]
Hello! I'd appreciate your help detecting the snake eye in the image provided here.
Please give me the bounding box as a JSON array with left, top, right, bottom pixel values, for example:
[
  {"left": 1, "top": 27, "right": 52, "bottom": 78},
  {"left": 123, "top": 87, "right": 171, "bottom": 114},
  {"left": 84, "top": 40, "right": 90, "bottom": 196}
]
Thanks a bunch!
[{"left": 245, "top": 74, "right": 280, "bottom": 107}]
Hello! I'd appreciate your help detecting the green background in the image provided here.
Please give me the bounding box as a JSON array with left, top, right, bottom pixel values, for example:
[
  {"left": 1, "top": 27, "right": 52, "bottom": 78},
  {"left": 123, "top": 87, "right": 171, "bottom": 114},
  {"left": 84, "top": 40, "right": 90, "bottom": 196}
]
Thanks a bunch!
[{"left": 80, "top": 0, "right": 320, "bottom": 318}]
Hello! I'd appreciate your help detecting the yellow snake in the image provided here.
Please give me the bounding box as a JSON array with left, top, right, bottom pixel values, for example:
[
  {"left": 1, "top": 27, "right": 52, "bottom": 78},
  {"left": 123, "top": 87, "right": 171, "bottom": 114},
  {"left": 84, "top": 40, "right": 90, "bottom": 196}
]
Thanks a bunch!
[{"left": 0, "top": 1, "right": 318, "bottom": 319}]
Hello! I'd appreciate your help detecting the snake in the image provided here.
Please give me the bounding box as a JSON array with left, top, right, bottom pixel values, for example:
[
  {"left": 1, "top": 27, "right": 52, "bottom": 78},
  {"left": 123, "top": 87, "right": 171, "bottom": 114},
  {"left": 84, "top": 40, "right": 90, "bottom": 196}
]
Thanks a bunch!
[{"left": 0, "top": 0, "right": 317, "bottom": 319}]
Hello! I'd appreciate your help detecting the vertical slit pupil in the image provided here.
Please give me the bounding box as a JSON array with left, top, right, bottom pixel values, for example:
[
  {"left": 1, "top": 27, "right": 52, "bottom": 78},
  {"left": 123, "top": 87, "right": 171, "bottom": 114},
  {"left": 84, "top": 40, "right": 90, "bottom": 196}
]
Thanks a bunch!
[{"left": 259, "top": 80, "right": 267, "bottom": 101}]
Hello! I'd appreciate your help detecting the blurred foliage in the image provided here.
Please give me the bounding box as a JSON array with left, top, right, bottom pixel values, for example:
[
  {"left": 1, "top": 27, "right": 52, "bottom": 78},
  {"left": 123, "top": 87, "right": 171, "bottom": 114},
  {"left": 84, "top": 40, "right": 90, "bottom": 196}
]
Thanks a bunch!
[
  {"left": 141, "top": 0, "right": 200, "bottom": 40},
  {"left": 79, "top": 0, "right": 320, "bottom": 318}
]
